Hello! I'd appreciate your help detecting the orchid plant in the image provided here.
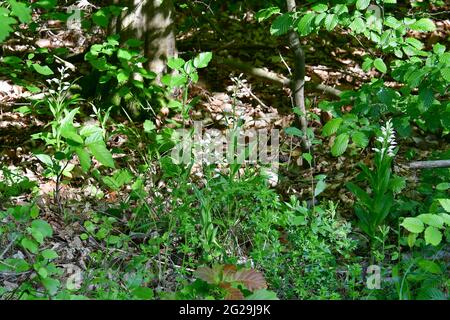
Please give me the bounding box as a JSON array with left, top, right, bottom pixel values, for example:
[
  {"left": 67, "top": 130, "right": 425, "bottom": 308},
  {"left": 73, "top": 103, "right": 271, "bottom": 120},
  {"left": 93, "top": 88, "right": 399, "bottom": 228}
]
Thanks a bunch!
[{"left": 347, "top": 119, "right": 405, "bottom": 242}]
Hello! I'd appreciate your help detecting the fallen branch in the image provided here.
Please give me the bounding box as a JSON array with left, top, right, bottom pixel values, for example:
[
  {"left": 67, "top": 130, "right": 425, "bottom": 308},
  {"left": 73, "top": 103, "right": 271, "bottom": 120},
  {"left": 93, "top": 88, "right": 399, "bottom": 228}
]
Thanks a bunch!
[
  {"left": 220, "top": 57, "right": 342, "bottom": 97},
  {"left": 408, "top": 160, "right": 450, "bottom": 169}
]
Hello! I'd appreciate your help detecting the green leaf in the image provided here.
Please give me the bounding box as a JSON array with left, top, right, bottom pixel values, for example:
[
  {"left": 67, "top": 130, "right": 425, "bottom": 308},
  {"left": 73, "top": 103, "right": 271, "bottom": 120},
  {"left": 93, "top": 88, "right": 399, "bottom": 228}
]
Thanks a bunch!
[
  {"left": 401, "top": 217, "right": 424, "bottom": 233},
  {"left": 0, "top": 16, "right": 17, "bottom": 43},
  {"left": 86, "top": 140, "right": 115, "bottom": 169},
  {"left": 417, "top": 214, "right": 444, "bottom": 228},
  {"left": 351, "top": 131, "right": 369, "bottom": 147},
  {"left": 161, "top": 74, "right": 188, "bottom": 88},
  {"left": 349, "top": 17, "right": 366, "bottom": 33},
  {"left": 42, "top": 277, "right": 60, "bottom": 296},
  {"left": 417, "top": 259, "right": 442, "bottom": 274},
  {"left": 311, "top": 3, "right": 328, "bottom": 13},
  {"left": 21, "top": 238, "right": 38, "bottom": 254},
  {"left": 285, "top": 127, "right": 303, "bottom": 137},
  {"left": 33, "top": 0, "right": 57, "bottom": 10},
  {"left": 143, "top": 120, "right": 156, "bottom": 133},
  {"left": 373, "top": 58, "right": 387, "bottom": 73},
  {"left": 440, "top": 68, "right": 450, "bottom": 82},
  {"left": 270, "top": 13, "right": 292, "bottom": 36},
  {"left": 92, "top": 9, "right": 110, "bottom": 28},
  {"left": 32, "top": 64, "right": 54, "bottom": 76},
  {"left": 438, "top": 199, "right": 450, "bottom": 212},
  {"left": 436, "top": 183, "right": 450, "bottom": 191},
  {"left": 297, "top": 12, "right": 315, "bottom": 36},
  {"left": 8, "top": 0, "right": 31, "bottom": 24},
  {"left": 193, "top": 52, "right": 212, "bottom": 68},
  {"left": 439, "top": 213, "right": 450, "bottom": 226},
  {"left": 389, "top": 175, "right": 406, "bottom": 193},
  {"left": 75, "top": 147, "right": 91, "bottom": 173},
  {"left": 167, "top": 57, "right": 185, "bottom": 70},
  {"left": 314, "top": 179, "right": 327, "bottom": 197},
  {"left": 322, "top": 118, "right": 343, "bottom": 137},
  {"left": 41, "top": 249, "right": 58, "bottom": 260},
  {"left": 60, "top": 109, "right": 84, "bottom": 145},
  {"left": 331, "top": 133, "right": 349, "bottom": 157},
  {"left": 132, "top": 287, "right": 154, "bottom": 300},
  {"left": 117, "top": 49, "right": 132, "bottom": 61},
  {"left": 324, "top": 14, "right": 338, "bottom": 31},
  {"left": 31, "top": 219, "right": 53, "bottom": 238},
  {"left": 255, "top": 7, "right": 280, "bottom": 22},
  {"left": 410, "top": 18, "right": 436, "bottom": 32},
  {"left": 35, "top": 153, "right": 53, "bottom": 167},
  {"left": 246, "top": 289, "right": 279, "bottom": 300},
  {"left": 424, "top": 226, "right": 442, "bottom": 246},
  {"left": 356, "top": 0, "right": 371, "bottom": 10}
]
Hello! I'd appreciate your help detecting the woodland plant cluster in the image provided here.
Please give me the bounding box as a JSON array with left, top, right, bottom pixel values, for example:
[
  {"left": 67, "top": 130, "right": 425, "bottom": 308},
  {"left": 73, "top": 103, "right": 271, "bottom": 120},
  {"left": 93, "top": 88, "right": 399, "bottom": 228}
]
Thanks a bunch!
[{"left": 0, "top": 0, "right": 449, "bottom": 301}]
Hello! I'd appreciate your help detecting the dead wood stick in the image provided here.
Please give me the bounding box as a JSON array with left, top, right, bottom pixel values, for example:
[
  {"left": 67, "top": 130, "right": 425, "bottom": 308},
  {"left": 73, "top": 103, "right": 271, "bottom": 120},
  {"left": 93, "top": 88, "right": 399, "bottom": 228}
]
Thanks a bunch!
[
  {"left": 220, "top": 57, "right": 342, "bottom": 97},
  {"left": 408, "top": 160, "right": 450, "bottom": 169}
]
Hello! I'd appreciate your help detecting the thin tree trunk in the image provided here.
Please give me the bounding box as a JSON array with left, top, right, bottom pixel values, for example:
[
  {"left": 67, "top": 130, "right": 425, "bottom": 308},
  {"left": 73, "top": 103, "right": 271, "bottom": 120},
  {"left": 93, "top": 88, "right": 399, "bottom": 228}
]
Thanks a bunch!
[
  {"left": 286, "top": 0, "right": 310, "bottom": 149},
  {"left": 110, "top": 0, "right": 177, "bottom": 76}
]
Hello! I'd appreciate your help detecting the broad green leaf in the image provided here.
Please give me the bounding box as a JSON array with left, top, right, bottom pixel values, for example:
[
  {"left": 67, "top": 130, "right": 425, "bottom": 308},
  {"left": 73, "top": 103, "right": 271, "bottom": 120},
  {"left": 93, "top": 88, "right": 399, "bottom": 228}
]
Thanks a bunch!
[
  {"left": 193, "top": 52, "right": 212, "bottom": 68},
  {"left": 132, "top": 287, "right": 154, "bottom": 300},
  {"left": 285, "top": 127, "right": 303, "bottom": 137},
  {"left": 322, "top": 118, "right": 343, "bottom": 137},
  {"left": 424, "top": 226, "right": 442, "bottom": 246},
  {"left": 331, "top": 133, "right": 349, "bottom": 156},
  {"left": 436, "top": 183, "right": 450, "bottom": 191},
  {"left": 33, "top": 0, "right": 57, "bottom": 10},
  {"left": 92, "top": 9, "right": 110, "bottom": 27},
  {"left": 349, "top": 17, "right": 365, "bottom": 33},
  {"left": 373, "top": 58, "right": 387, "bottom": 73},
  {"left": 356, "top": 0, "right": 370, "bottom": 10},
  {"left": 255, "top": 7, "right": 280, "bottom": 22},
  {"left": 439, "top": 213, "right": 450, "bottom": 226},
  {"left": 438, "top": 199, "right": 450, "bottom": 212},
  {"left": 410, "top": 18, "right": 436, "bottom": 32},
  {"left": 8, "top": 0, "right": 31, "bottom": 24},
  {"left": 167, "top": 57, "right": 185, "bottom": 70},
  {"left": 324, "top": 14, "right": 338, "bottom": 31},
  {"left": 297, "top": 12, "right": 315, "bottom": 36},
  {"left": 0, "top": 16, "right": 16, "bottom": 43},
  {"left": 351, "top": 131, "right": 369, "bottom": 147},
  {"left": 41, "top": 249, "right": 58, "bottom": 260},
  {"left": 270, "top": 13, "right": 292, "bottom": 36},
  {"left": 401, "top": 217, "right": 424, "bottom": 233},
  {"left": 42, "top": 277, "right": 60, "bottom": 296},
  {"left": 61, "top": 109, "right": 83, "bottom": 145},
  {"left": 161, "top": 74, "right": 188, "bottom": 88},
  {"left": 417, "top": 214, "right": 444, "bottom": 228},
  {"left": 75, "top": 147, "right": 91, "bottom": 173},
  {"left": 86, "top": 140, "right": 115, "bottom": 169},
  {"left": 311, "top": 3, "right": 328, "bottom": 13},
  {"left": 31, "top": 219, "right": 53, "bottom": 238},
  {"left": 33, "top": 63, "right": 54, "bottom": 76},
  {"left": 417, "top": 259, "right": 441, "bottom": 274},
  {"left": 35, "top": 154, "right": 53, "bottom": 167},
  {"left": 246, "top": 289, "right": 279, "bottom": 300},
  {"left": 314, "top": 179, "right": 327, "bottom": 197},
  {"left": 117, "top": 49, "right": 132, "bottom": 61},
  {"left": 143, "top": 120, "right": 156, "bottom": 133},
  {"left": 21, "top": 238, "right": 38, "bottom": 253}
]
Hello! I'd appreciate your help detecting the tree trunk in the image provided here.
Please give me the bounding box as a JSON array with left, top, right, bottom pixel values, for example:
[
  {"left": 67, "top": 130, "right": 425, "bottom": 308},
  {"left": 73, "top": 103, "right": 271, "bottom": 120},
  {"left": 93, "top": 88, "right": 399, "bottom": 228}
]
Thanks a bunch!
[
  {"left": 286, "top": 0, "right": 310, "bottom": 150},
  {"left": 111, "top": 0, "right": 177, "bottom": 75}
]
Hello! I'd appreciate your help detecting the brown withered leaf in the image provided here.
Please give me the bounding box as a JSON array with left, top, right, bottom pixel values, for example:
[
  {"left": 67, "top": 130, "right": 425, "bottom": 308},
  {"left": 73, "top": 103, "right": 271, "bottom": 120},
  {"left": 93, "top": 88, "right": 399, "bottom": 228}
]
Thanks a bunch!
[
  {"left": 194, "top": 265, "right": 221, "bottom": 285},
  {"left": 224, "top": 286, "right": 245, "bottom": 300},
  {"left": 231, "top": 269, "right": 268, "bottom": 292}
]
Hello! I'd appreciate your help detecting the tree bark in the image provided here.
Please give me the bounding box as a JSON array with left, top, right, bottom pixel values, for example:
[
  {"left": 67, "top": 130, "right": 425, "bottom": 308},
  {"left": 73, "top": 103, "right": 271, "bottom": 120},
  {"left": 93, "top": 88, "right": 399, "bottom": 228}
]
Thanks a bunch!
[
  {"left": 111, "top": 0, "right": 177, "bottom": 75},
  {"left": 286, "top": 0, "right": 310, "bottom": 150}
]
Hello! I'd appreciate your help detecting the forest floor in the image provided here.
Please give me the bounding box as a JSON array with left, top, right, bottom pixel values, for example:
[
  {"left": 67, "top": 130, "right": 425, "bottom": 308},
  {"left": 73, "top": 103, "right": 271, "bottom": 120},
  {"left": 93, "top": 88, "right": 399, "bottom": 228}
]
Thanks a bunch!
[{"left": 0, "top": 6, "right": 450, "bottom": 295}]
